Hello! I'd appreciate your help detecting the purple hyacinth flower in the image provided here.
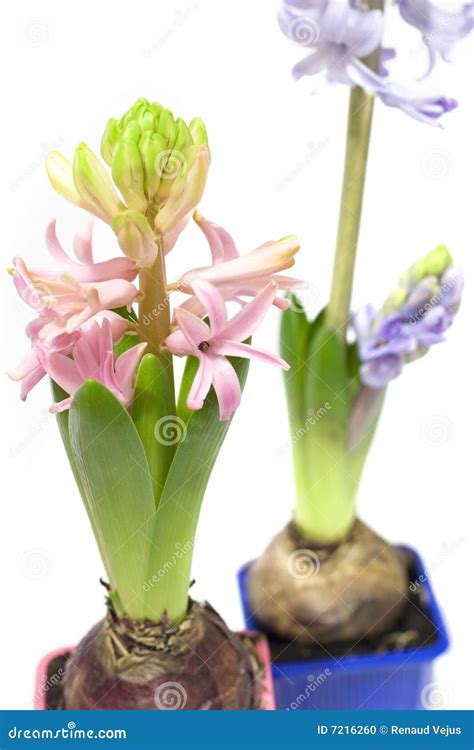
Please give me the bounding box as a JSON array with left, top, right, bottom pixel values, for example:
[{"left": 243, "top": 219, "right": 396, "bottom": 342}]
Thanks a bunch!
[
  {"left": 353, "top": 254, "right": 463, "bottom": 389},
  {"left": 278, "top": 0, "right": 470, "bottom": 124},
  {"left": 396, "top": 0, "right": 474, "bottom": 77}
]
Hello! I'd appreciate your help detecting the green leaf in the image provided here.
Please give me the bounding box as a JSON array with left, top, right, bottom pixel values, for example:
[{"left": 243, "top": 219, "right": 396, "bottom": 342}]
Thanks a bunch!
[
  {"left": 280, "top": 296, "right": 310, "bottom": 419},
  {"left": 131, "top": 353, "right": 176, "bottom": 506},
  {"left": 51, "top": 379, "right": 117, "bottom": 567},
  {"left": 291, "top": 323, "right": 355, "bottom": 542},
  {"left": 112, "top": 305, "right": 138, "bottom": 324},
  {"left": 176, "top": 355, "right": 200, "bottom": 423},
  {"left": 68, "top": 380, "right": 156, "bottom": 620},
  {"left": 143, "top": 354, "right": 250, "bottom": 622},
  {"left": 113, "top": 331, "right": 140, "bottom": 357}
]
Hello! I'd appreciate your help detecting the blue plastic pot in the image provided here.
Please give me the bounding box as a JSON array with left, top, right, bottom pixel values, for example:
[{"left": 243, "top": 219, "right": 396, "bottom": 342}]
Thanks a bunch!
[{"left": 237, "top": 547, "right": 449, "bottom": 710}]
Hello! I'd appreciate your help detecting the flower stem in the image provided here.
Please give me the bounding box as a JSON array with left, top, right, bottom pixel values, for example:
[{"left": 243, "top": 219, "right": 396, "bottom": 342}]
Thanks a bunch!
[
  {"left": 326, "top": 3, "right": 383, "bottom": 335},
  {"left": 138, "top": 240, "right": 175, "bottom": 402}
]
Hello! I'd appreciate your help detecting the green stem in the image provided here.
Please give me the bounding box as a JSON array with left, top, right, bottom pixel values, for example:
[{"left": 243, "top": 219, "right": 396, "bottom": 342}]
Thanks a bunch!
[
  {"left": 138, "top": 239, "right": 175, "bottom": 403},
  {"left": 325, "top": 6, "right": 383, "bottom": 335}
]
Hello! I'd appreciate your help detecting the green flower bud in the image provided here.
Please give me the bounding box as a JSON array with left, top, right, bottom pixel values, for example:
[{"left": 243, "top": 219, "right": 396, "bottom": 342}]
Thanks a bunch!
[
  {"left": 73, "top": 142, "right": 125, "bottom": 224},
  {"left": 112, "top": 209, "right": 157, "bottom": 267},
  {"left": 138, "top": 131, "right": 167, "bottom": 202},
  {"left": 99, "top": 97, "right": 210, "bottom": 226},
  {"left": 111, "top": 139, "right": 147, "bottom": 213},
  {"left": 189, "top": 117, "right": 208, "bottom": 147},
  {"left": 401, "top": 245, "right": 453, "bottom": 289},
  {"left": 101, "top": 118, "right": 119, "bottom": 166}
]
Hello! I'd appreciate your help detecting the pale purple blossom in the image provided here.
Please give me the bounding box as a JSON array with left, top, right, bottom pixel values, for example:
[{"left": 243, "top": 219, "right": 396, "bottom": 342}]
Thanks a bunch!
[
  {"left": 353, "top": 266, "right": 463, "bottom": 389},
  {"left": 278, "top": 0, "right": 472, "bottom": 124}
]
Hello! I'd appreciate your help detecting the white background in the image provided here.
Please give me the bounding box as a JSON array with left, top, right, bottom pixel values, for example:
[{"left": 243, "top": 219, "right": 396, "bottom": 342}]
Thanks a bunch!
[{"left": 1, "top": 0, "right": 472, "bottom": 710}]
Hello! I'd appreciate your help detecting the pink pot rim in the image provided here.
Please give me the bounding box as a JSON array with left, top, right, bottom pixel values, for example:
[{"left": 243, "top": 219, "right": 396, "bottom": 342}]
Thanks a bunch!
[{"left": 34, "top": 631, "right": 275, "bottom": 710}]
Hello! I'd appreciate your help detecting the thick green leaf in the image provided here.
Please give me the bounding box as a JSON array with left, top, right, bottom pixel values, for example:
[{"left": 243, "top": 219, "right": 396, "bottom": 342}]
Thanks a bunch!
[
  {"left": 280, "top": 296, "right": 310, "bottom": 419},
  {"left": 51, "top": 379, "right": 115, "bottom": 584},
  {"left": 292, "top": 323, "right": 356, "bottom": 541},
  {"left": 131, "top": 353, "right": 176, "bottom": 505},
  {"left": 69, "top": 380, "right": 156, "bottom": 620},
  {"left": 143, "top": 354, "right": 250, "bottom": 622},
  {"left": 176, "top": 355, "right": 200, "bottom": 423}
]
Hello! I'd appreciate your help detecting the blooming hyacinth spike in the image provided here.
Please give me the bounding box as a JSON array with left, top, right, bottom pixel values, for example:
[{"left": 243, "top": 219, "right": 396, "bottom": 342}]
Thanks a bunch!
[
  {"left": 353, "top": 246, "right": 463, "bottom": 389},
  {"left": 40, "top": 318, "right": 146, "bottom": 413},
  {"left": 165, "top": 280, "right": 289, "bottom": 420},
  {"left": 278, "top": 0, "right": 470, "bottom": 124},
  {"left": 46, "top": 98, "right": 210, "bottom": 258},
  {"left": 173, "top": 212, "right": 305, "bottom": 314}
]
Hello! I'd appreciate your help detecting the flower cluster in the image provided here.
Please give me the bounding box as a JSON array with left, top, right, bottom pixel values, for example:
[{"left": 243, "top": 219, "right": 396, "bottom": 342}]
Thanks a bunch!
[
  {"left": 278, "top": 0, "right": 473, "bottom": 124},
  {"left": 353, "top": 246, "right": 463, "bottom": 388},
  {"left": 9, "top": 99, "right": 303, "bottom": 420}
]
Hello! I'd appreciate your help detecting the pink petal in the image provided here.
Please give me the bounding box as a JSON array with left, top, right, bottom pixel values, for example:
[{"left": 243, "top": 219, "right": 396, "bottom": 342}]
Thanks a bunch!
[
  {"left": 73, "top": 218, "right": 94, "bottom": 264},
  {"left": 219, "top": 281, "right": 277, "bottom": 343},
  {"left": 7, "top": 348, "right": 42, "bottom": 381},
  {"left": 186, "top": 354, "right": 214, "bottom": 411},
  {"left": 45, "top": 220, "right": 70, "bottom": 264},
  {"left": 189, "top": 279, "right": 227, "bottom": 335},
  {"left": 174, "top": 309, "right": 210, "bottom": 352},
  {"left": 40, "top": 351, "right": 83, "bottom": 396},
  {"left": 115, "top": 342, "right": 147, "bottom": 404},
  {"left": 20, "top": 364, "right": 47, "bottom": 400},
  {"left": 165, "top": 327, "right": 196, "bottom": 357},
  {"left": 209, "top": 354, "right": 242, "bottom": 421},
  {"left": 178, "top": 236, "right": 299, "bottom": 291},
  {"left": 194, "top": 211, "right": 239, "bottom": 264},
  {"left": 50, "top": 397, "right": 73, "bottom": 413},
  {"left": 82, "top": 311, "right": 129, "bottom": 343},
  {"left": 95, "top": 279, "right": 138, "bottom": 310},
  {"left": 212, "top": 340, "right": 289, "bottom": 370}
]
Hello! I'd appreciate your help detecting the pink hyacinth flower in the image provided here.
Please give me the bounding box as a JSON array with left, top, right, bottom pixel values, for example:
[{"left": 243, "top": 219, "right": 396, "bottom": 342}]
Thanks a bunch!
[
  {"left": 7, "top": 311, "right": 130, "bottom": 401},
  {"left": 165, "top": 279, "right": 289, "bottom": 421},
  {"left": 28, "top": 219, "right": 138, "bottom": 283},
  {"left": 12, "top": 256, "right": 139, "bottom": 341},
  {"left": 40, "top": 317, "right": 147, "bottom": 413},
  {"left": 173, "top": 212, "right": 305, "bottom": 314}
]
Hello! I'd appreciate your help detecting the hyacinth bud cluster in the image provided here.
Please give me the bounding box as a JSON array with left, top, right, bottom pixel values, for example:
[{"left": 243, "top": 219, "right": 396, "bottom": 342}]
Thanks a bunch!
[
  {"left": 46, "top": 98, "right": 211, "bottom": 261},
  {"left": 354, "top": 246, "right": 463, "bottom": 388}
]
